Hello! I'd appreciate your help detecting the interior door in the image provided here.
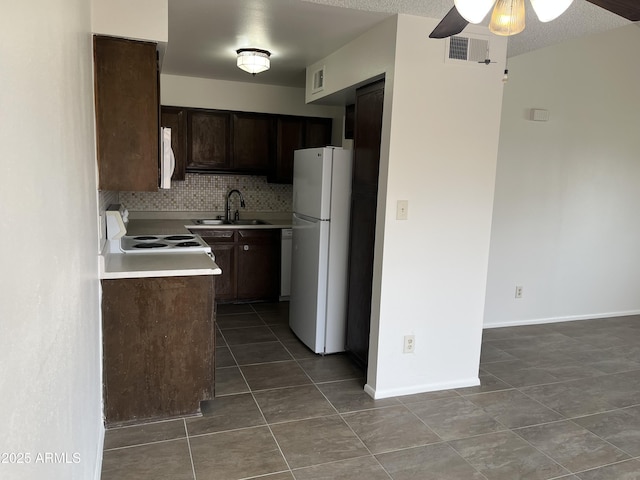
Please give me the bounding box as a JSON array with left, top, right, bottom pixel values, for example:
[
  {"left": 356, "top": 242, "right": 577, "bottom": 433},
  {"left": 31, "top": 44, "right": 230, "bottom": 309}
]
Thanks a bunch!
[{"left": 345, "top": 79, "right": 385, "bottom": 368}]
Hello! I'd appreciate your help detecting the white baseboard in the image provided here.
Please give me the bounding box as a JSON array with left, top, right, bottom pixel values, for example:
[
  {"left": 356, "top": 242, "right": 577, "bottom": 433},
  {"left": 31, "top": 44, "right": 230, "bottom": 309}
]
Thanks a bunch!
[
  {"left": 484, "top": 309, "right": 640, "bottom": 329},
  {"left": 364, "top": 376, "right": 480, "bottom": 400}
]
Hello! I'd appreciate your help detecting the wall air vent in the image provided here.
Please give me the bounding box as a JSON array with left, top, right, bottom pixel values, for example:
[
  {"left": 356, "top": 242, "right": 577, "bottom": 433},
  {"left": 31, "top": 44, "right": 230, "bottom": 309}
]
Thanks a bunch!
[
  {"left": 311, "top": 65, "right": 325, "bottom": 94},
  {"left": 445, "top": 34, "right": 490, "bottom": 65}
]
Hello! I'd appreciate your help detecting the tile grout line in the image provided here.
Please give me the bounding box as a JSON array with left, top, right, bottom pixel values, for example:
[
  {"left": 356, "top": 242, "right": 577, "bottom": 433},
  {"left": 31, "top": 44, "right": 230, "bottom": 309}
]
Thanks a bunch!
[
  {"left": 334, "top": 411, "right": 394, "bottom": 480},
  {"left": 104, "top": 309, "right": 640, "bottom": 479},
  {"left": 103, "top": 436, "right": 188, "bottom": 452},
  {"left": 250, "top": 304, "right": 392, "bottom": 476},
  {"left": 271, "top": 315, "right": 397, "bottom": 478},
  {"left": 183, "top": 418, "right": 198, "bottom": 480},
  {"left": 224, "top": 321, "right": 296, "bottom": 478}
]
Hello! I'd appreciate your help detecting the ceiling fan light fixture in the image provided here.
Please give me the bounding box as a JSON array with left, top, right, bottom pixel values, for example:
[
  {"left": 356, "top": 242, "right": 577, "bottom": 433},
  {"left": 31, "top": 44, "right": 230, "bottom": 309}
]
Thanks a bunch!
[
  {"left": 236, "top": 48, "right": 271, "bottom": 75},
  {"left": 489, "top": 0, "right": 526, "bottom": 36},
  {"left": 454, "top": 0, "right": 497, "bottom": 23},
  {"left": 530, "top": 0, "right": 574, "bottom": 22}
]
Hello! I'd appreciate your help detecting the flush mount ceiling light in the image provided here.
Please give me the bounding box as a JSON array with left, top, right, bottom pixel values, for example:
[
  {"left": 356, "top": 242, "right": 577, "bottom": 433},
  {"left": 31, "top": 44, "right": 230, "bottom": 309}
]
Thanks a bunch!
[
  {"left": 236, "top": 48, "right": 271, "bottom": 75},
  {"left": 453, "top": 0, "right": 574, "bottom": 36}
]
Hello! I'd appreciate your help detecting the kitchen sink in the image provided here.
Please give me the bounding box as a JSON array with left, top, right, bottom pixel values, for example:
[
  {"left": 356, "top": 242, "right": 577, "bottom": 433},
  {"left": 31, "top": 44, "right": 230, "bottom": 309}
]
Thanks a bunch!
[
  {"left": 193, "top": 219, "right": 270, "bottom": 226},
  {"left": 231, "top": 219, "right": 270, "bottom": 225},
  {"left": 194, "top": 219, "right": 232, "bottom": 225}
]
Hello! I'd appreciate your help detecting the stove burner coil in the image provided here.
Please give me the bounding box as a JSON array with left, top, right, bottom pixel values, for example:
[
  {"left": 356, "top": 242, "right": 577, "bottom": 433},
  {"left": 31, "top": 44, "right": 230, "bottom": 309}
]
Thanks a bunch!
[
  {"left": 175, "top": 241, "right": 201, "bottom": 247},
  {"left": 133, "top": 242, "right": 168, "bottom": 249},
  {"left": 165, "top": 235, "right": 195, "bottom": 241},
  {"left": 132, "top": 236, "right": 159, "bottom": 241}
]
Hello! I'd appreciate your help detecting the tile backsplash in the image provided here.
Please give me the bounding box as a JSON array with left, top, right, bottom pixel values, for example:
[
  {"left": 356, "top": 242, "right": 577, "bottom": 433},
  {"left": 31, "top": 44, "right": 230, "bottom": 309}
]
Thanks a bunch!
[{"left": 119, "top": 174, "right": 292, "bottom": 212}]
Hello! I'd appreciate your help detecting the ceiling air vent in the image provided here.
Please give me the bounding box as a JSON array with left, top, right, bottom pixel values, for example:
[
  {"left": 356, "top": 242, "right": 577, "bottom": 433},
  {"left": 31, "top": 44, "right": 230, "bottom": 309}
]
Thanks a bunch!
[{"left": 445, "top": 34, "right": 490, "bottom": 65}]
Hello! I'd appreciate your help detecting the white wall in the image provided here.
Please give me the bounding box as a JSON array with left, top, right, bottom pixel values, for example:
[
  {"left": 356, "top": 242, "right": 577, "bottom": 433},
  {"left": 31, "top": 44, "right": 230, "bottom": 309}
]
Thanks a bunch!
[
  {"left": 161, "top": 75, "right": 345, "bottom": 144},
  {"left": 92, "top": 0, "right": 168, "bottom": 43},
  {"left": 307, "top": 15, "right": 507, "bottom": 398},
  {"left": 484, "top": 24, "right": 640, "bottom": 328},
  {"left": 0, "top": 1, "right": 102, "bottom": 479},
  {"left": 305, "top": 16, "right": 398, "bottom": 104},
  {"left": 373, "top": 16, "right": 507, "bottom": 397}
]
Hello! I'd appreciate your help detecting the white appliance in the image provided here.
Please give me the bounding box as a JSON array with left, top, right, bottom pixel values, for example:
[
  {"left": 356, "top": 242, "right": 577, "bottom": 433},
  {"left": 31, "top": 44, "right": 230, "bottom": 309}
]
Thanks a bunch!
[
  {"left": 289, "top": 147, "right": 352, "bottom": 354},
  {"left": 119, "top": 234, "right": 211, "bottom": 254},
  {"left": 105, "top": 204, "right": 211, "bottom": 255},
  {"left": 160, "top": 127, "right": 176, "bottom": 189}
]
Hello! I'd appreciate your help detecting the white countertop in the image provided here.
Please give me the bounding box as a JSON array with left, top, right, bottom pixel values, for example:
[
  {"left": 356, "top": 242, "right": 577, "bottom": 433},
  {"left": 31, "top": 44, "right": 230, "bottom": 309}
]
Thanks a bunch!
[
  {"left": 124, "top": 216, "right": 292, "bottom": 236},
  {"left": 98, "top": 212, "right": 291, "bottom": 280},
  {"left": 122, "top": 211, "right": 291, "bottom": 235},
  {"left": 100, "top": 252, "right": 222, "bottom": 280}
]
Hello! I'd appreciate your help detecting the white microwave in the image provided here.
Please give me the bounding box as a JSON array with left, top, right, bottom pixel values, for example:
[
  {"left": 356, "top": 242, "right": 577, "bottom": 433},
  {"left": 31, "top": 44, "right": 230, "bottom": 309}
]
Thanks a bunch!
[{"left": 161, "top": 127, "right": 176, "bottom": 189}]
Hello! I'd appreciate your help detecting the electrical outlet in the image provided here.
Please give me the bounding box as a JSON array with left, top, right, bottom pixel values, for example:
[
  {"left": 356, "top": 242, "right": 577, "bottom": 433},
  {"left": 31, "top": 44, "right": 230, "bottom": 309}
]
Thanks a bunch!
[
  {"left": 515, "top": 285, "right": 523, "bottom": 299},
  {"left": 403, "top": 335, "right": 415, "bottom": 353},
  {"left": 396, "top": 200, "right": 408, "bottom": 220}
]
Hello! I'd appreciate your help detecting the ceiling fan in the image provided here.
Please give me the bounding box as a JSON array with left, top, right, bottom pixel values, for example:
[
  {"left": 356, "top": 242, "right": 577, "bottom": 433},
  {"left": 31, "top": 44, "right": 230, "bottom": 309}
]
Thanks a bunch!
[{"left": 429, "top": 0, "right": 640, "bottom": 39}]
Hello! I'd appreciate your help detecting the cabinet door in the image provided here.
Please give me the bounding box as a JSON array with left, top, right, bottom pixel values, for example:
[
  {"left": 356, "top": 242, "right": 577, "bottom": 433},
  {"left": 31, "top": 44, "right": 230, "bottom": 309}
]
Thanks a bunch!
[
  {"left": 161, "top": 106, "right": 186, "bottom": 181},
  {"left": 102, "top": 276, "right": 214, "bottom": 425},
  {"left": 197, "top": 229, "right": 236, "bottom": 303},
  {"left": 232, "top": 112, "right": 271, "bottom": 173},
  {"left": 187, "top": 110, "right": 231, "bottom": 171},
  {"left": 94, "top": 36, "right": 159, "bottom": 191},
  {"left": 304, "top": 117, "right": 332, "bottom": 148},
  {"left": 210, "top": 243, "right": 236, "bottom": 303},
  {"left": 269, "top": 116, "right": 305, "bottom": 184},
  {"left": 236, "top": 230, "right": 280, "bottom": 301}
]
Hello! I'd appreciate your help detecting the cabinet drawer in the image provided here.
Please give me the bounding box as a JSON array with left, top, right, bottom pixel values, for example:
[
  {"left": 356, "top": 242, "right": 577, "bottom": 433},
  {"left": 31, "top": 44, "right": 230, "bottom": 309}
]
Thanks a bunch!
[
  {"left": 237, "top": 229, "right": 279, "bottom": 243},
  {"left": 196, "top": 229, "right": 236, "bottom": 243}
]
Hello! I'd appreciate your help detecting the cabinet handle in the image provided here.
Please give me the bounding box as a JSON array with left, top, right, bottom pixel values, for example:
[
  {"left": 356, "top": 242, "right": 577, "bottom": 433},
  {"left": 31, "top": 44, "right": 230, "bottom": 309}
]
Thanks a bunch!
[{"left": 243, "top": 245, "right": 249, "bottom": 251}]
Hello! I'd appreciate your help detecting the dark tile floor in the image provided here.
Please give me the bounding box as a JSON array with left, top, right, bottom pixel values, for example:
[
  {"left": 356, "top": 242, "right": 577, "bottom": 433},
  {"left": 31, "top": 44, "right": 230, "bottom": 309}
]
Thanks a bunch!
[{"left": 101, "top": 304, "right": 640, "bottom": 480}]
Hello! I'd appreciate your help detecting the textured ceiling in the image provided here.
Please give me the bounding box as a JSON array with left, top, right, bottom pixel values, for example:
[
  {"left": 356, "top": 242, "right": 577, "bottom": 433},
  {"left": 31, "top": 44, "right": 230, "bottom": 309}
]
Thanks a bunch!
[
  {"left": 304, "top": 0, "right": 631, "bottom": 57},
  {"left": 162, "top": 0, "right": 635, "bottom": 88}
]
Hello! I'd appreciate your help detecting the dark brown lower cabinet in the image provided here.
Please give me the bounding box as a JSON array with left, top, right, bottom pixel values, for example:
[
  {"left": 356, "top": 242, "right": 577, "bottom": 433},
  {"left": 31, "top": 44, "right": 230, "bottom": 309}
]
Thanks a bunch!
[
  {"left": 196, "top": 229, "right": 280, "bottom": 304},
  {"left": 102, "top": 275, "right": 215, "bottom": 426},
  {"left": 196, "top": 229, "right": 236, "bottom": 303},
  {"left": 236, "top": 230, "right": 280, "bottom": 301}
]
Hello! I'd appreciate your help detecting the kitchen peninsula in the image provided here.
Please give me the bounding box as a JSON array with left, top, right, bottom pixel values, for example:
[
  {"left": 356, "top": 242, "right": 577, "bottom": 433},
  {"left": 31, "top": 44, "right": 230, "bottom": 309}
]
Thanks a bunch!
[
  {"left": 100, "top": 212, "right": 290, "bottom": 426},
  {"left": 100, "top": 212, "right": 223, "bottom": 426}
]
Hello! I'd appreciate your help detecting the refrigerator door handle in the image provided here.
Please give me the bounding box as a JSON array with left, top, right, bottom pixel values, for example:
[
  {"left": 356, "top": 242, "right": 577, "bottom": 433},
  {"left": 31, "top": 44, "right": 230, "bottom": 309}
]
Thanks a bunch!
[{"left": 293, "top": 212, "right": 320, "bottom": 224}]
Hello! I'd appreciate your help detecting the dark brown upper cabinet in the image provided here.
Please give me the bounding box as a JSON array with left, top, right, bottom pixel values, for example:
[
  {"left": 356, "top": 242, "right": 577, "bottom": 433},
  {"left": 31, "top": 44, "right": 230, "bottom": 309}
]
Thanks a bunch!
[
  {"left": 231, "top": 112, "right": 272, "bottom": 174},
  {"left": 269, "top": 116, "right": 333, "bottom": 184},
  {"left": 93, "top": 35, "right": 159, "bottom": 192},
  {"left": 269, "top": 116, "right": 305, "bottom": 184},
  {"left": 160, "top": 106, "right": 187, "bottom": 181},
  {"left": 304, "top": 117, "right": 333, "bottom": 148},
  {"left": 172, "top": 105, "right": 332, "bottom": 182},
  {"left": 187, "top": 109, "right": 231, "bottom": 171}
]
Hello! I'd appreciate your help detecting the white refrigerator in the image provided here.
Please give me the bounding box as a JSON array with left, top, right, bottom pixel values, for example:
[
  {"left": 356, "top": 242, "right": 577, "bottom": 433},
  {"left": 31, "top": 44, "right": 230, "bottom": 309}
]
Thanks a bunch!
[{"left": 289, "top": 147, "right": 352, "bottom": 354}]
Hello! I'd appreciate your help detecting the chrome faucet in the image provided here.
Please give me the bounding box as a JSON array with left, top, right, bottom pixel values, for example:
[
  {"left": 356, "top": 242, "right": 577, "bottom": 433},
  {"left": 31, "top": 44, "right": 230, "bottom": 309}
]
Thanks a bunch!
[{"left": 225, "top": 189, "right": 246, "bottom": 222}]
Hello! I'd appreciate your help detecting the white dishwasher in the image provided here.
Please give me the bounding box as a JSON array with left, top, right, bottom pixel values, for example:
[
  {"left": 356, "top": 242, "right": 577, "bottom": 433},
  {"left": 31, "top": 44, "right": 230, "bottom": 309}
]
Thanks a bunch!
[{"left": 280, "top": 228, "right": 292, "bottom": 300}]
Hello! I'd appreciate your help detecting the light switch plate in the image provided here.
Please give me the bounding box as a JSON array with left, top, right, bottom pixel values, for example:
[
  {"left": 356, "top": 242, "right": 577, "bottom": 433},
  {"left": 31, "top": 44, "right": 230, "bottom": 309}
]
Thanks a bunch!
[{"left": 397, "top": 200, "right": 408, "bottom": 220}]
